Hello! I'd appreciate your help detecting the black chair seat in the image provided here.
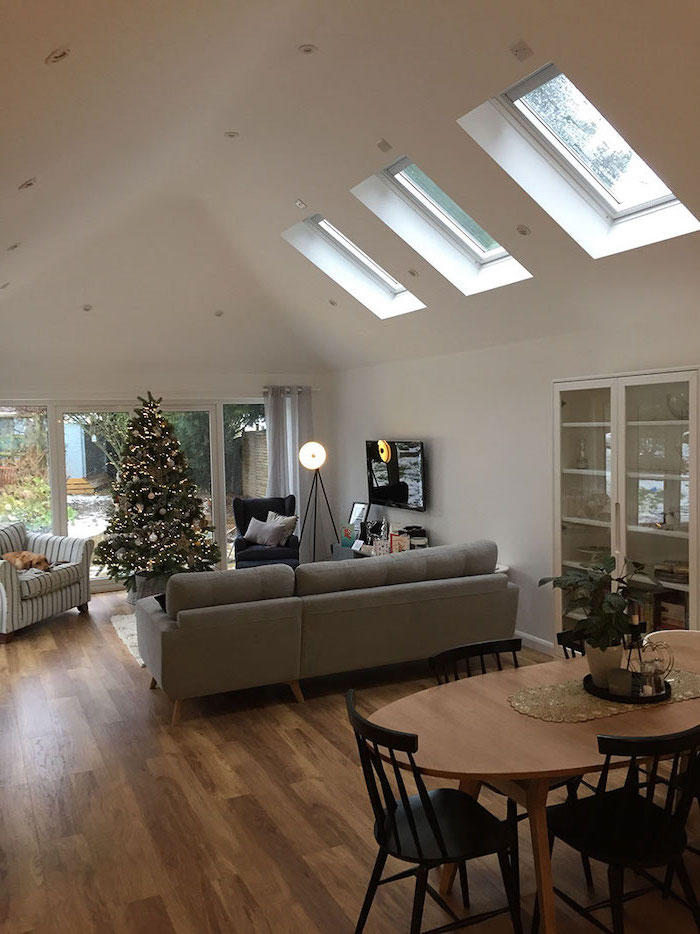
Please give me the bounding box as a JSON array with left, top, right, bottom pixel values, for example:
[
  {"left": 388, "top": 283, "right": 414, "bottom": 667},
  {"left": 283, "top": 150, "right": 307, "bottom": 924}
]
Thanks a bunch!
[
  {"left": 547, "top": 786, "right": 687, "bottom": 868},
  {"left": 375, "top": 788, "right": 510, "bottom": 864},
  {"left": 237, "top": 543, "right": 298, "bottom": 562}
]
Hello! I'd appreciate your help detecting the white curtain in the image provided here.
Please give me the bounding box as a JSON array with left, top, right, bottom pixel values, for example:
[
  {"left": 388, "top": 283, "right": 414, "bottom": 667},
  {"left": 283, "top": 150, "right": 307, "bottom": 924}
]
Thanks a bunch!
[{"left": 265, "top": 386, "right": 314, "bottom": 559}]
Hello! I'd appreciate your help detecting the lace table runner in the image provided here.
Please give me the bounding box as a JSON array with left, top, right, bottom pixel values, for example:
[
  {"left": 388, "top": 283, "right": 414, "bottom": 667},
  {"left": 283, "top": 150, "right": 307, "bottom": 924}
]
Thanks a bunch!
[{"left": 508, "top": 669, "right": 700, "bottom": 723}]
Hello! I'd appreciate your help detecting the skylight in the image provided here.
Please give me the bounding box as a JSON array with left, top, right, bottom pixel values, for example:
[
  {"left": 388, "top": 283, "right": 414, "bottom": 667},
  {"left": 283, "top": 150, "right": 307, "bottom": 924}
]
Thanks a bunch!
[
  {"left": 505, "top": 65, "right": 675, "bottom": 218},
  {"left": 309, "top": 215, "right": 406, "bottom": 294},
  {"left": 385, "top": 158, "right": 506, "bottom": 261}
]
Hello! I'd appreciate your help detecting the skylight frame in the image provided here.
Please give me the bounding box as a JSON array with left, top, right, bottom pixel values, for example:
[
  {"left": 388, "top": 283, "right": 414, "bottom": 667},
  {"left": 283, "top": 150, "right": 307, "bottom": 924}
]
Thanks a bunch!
[
  {"left": 306, "top": 214, "right": 406, "bottom": 296},
  {"left": 382, "top": 157, "right": 508, "bottom": 265},
  {"left": 501, "top": 64, "right": 678, "bottom": 222}
]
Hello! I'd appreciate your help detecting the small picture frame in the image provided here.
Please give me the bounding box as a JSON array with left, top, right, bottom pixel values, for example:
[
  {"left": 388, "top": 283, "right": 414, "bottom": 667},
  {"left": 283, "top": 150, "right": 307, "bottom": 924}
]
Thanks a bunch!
[{"left": 349, "top": 502, "right": 369, "bottom": 525}]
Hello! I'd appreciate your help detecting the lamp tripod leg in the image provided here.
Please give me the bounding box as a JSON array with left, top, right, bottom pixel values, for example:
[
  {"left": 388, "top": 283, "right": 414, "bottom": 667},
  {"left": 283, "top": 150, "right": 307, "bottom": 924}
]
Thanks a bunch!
[
  {"left": 318, "top": 471, "right": 340, "bottom": 543},
  {"left": 299, "top": 471, "right": 317, "bottom": 544},
  {"left": 313, "top": 473, "right": 318, "bottom": 562}
]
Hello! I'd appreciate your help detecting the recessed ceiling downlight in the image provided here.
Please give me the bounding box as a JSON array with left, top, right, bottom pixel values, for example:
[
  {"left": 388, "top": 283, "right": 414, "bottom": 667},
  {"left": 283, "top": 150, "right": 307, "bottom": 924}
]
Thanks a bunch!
[
  {"left": 214, "top": 309, "right": 224, "bottom": 317},
  {"left": 298, "top": 43, "right": 317, "bottom": 54},
  {"left": 224, "top": 130, "right": 239, "bottom": 138},
  {"left": 83, "top": 304, "right": 92, "bottom": 312},
  {"left": 18, "top": 178, "right": 37, "bottom": 190},
  {"left": 0, "top": 282, "right": 10, "bottom": 290},
  {"left": 45, "top": 46, "right": 71, "bottom": 64},
  {"left": 6, "top": 243, "right": 20, "bottom": 252}
]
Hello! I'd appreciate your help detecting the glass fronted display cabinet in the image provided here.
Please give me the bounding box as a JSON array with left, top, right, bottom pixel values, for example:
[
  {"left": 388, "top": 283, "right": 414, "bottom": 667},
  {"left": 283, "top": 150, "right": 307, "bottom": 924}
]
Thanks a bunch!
[{"left": 554, "top": 370, "right": 697, "bottom": 633}]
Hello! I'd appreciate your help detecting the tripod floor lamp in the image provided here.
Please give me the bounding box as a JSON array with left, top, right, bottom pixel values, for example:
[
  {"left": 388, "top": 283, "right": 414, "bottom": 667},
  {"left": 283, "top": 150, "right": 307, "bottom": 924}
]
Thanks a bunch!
[{"left": 298, "top": 442, "right": 339, "bottom": 562}]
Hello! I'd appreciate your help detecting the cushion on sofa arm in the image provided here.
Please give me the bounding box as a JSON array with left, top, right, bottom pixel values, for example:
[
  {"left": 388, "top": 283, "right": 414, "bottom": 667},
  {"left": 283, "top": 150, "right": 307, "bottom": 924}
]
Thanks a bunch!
[{"left": 166, "top": 564, "right": 295, "bottom": 619}]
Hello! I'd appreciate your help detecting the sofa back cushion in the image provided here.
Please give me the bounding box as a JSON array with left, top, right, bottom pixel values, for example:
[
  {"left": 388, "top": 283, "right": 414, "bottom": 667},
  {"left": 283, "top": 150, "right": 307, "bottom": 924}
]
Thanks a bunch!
[
  {"left": 295, "top": 540, "right": 498, "bottom": 597},
  {"left": 166, "top": 564, "right": 296, "bottom": 619},
  {"left": 0, "top": 522, "right": 27, "bottom": 555}
]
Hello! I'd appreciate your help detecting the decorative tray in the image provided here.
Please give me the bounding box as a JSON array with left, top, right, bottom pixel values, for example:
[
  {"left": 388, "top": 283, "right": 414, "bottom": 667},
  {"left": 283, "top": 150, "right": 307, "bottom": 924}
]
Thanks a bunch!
[{"left": 583, "top": 673, "right": 671, "bottom": 705}]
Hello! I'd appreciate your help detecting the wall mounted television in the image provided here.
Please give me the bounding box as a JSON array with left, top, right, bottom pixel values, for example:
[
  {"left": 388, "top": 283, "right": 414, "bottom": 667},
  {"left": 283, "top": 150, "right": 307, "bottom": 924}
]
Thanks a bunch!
[{"left": 366, "top": 440, "right": 426, "bottom": 512}]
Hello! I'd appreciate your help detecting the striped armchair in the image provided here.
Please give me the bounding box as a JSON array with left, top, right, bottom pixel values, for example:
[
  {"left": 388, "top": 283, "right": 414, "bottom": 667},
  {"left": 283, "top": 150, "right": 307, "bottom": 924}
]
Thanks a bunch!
[{"left": 0, "top": 522, "right": 94, "bottom": 641}]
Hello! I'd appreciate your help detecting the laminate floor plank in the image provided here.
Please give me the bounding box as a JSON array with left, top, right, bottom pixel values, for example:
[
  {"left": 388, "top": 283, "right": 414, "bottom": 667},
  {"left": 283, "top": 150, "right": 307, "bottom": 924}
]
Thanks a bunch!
[{"left": 1, "top": 593, "right": 699, "bottom": 932}]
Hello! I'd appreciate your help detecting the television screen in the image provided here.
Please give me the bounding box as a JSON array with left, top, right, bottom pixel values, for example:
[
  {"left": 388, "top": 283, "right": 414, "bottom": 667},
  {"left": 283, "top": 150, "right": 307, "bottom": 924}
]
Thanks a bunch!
[{"left": 366, "top": 440, "right": 426, "bottom": 512}]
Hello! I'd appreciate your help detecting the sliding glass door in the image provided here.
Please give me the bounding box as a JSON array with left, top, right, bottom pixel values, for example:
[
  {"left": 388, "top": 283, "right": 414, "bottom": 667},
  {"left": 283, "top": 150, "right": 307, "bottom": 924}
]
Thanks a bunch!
[{"left": 1, "top": 398, "right": 268, "bottom": 588}]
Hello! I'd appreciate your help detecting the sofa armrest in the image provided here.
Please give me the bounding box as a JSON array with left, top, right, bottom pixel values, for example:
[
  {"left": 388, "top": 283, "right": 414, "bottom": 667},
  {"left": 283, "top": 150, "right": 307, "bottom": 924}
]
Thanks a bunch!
[
  {"left": 234, "top": 535, "right": 250, "bottom": 556},
  {"left": 136, "top": 596, "right": 178, "bottom": 683},
  {"left": 0, "top": 558, "right": 21, "bottom": 636},
  {"left": 285, "top": 533, "right": 300, "bottom": 551}
]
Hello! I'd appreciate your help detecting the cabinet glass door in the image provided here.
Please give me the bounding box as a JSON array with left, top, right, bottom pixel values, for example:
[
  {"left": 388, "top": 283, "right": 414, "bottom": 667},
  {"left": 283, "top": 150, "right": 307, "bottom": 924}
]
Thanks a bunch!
[
  {"left": 622, "top": 376, "right": 693, "bottom": 630},
  {"left": 559, "top": 385, "right": 614, "bottom": 627}
]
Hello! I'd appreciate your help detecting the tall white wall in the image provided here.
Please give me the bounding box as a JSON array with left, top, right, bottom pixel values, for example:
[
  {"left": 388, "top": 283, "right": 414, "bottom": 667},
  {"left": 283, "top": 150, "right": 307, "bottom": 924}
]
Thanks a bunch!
[{"left": 329, "top": 312, "right": 700, "bottom": 649}]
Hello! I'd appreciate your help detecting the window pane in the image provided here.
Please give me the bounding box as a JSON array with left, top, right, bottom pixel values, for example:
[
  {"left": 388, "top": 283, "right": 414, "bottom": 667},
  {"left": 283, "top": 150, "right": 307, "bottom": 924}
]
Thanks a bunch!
[
  {"left": 167, "top": 411, "right": 213, "bottom": 524},
  {"left": 519, "top": 73, "right": 672, "bottom": 207},
  {"left": 399, "top": 163, "right": 501, "bottom": 252},
  {"left": 64, "top": 412, "right": 129, "bottom": 577},
  {"left": 223, "top": 404, "right": 267, "bottom": 568},
  {"left": 0, "top": 405, "right": 51, "bottom": 532}
]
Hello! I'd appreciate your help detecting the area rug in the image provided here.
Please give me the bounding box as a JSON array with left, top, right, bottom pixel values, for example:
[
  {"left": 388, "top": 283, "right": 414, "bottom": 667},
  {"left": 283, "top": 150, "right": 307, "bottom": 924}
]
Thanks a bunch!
[{"left": 110, "top": 613, "right": 145, "bottom": 667}]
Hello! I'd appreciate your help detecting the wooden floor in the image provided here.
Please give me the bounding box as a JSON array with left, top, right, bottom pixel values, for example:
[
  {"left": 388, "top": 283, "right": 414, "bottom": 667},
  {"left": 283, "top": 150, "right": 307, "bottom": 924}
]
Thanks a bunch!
[{"left": 1, "top": 593, "right": 698, "bottom": 933}]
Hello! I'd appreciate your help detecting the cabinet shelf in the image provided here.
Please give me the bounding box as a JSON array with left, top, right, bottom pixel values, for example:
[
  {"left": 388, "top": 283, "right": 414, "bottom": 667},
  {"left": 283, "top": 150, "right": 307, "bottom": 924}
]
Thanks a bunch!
[
  {"left": 562, "top": 516, "right": 610, "bottom": 528},
  {"left": 627, "top": 420, "right": 689, "bottom": 427},
  {"left": 627, "top": 471, "right": 688, "bottom": 481},
  {"left": 562, "top": 468, "right": 608, "bottom": 476},
  {"left": 627, "top": 525, "right": 689, "bottom": 539},
  {"left": 561, "top": 561, "right": 691, "bottom": 595},
  {"left": 561, "top": 422, "right": 610, "bottom": 428}
]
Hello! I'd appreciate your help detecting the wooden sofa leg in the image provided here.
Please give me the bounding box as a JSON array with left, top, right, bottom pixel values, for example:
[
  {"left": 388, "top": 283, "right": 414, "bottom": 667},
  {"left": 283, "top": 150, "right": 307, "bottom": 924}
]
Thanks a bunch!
[
  {"left": 170, "top": 699, "right": 182, "bottom": 727},
  {"left": 77, "top": 602, "right": 89, "bottom": 613},
  {"left": 149, "top": 676, "right": 157, "bottom": 690},
  {"left": 288, "top": 680, "right": 305, "bottom": 704},
  {"left": 0, "top": 632, "right": 13, "bottom": 644}
]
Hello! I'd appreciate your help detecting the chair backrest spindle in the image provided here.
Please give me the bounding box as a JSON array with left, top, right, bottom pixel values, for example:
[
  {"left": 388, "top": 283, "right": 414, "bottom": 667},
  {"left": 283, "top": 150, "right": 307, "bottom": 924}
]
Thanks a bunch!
[{"left": 430, "top": 638, "right": 522, "bottom": 685}]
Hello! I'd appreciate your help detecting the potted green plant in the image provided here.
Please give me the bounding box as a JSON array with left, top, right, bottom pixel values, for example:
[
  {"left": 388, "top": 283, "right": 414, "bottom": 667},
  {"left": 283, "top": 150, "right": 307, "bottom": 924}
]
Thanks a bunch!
[{"left": 540, "top": 556, "right": 650, "bottom": 688}]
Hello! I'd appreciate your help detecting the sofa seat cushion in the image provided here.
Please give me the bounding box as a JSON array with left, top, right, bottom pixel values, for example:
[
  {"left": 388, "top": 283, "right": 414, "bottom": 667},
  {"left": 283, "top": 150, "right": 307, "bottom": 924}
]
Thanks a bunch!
[
  {"left": 18, "top": 562, "right": 82, "bottom": 598},
  {"left": 166, "top": 564, "right": 295, "bottom": 619},
  {"left": 295, "top": 541, "right": 498, "bottom": 597}
]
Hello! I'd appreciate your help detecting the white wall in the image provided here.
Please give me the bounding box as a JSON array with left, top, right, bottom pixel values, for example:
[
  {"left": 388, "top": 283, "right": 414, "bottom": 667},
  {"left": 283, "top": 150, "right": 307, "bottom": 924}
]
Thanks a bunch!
[{"left": 329, "top": 310, "right": 700, "bottom": 650}]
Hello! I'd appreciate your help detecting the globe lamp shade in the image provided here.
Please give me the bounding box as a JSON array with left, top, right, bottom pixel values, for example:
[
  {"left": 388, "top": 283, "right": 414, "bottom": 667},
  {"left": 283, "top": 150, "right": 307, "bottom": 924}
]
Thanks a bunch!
[{"left": 299, "top": 441, "right": 327, "bottom": 471}]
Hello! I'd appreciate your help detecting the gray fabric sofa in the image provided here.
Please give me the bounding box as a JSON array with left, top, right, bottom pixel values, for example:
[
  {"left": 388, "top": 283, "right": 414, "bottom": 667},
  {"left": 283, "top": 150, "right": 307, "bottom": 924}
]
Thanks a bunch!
[{"left": 136, "top": 540, "right": 518, "bottom": 720}]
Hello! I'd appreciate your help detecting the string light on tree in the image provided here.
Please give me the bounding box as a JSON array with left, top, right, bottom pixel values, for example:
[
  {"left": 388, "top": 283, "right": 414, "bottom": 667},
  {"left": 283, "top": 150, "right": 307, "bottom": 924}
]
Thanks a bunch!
[{"left": 93, "top": 392, "right": 220, "bottom": 595}]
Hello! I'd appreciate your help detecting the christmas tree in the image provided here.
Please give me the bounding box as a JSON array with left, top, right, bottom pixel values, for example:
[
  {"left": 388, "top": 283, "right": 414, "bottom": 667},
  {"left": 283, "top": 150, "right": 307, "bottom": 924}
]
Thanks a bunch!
[{"left": 94, "top": 393, "right": 220, "bottom": 592}]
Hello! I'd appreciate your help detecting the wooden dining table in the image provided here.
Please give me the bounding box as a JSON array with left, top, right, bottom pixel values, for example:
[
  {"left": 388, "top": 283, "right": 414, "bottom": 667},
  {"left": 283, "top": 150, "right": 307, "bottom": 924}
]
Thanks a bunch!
[{"left": 371, "top": 632, "right": 700, "bottom": 934}]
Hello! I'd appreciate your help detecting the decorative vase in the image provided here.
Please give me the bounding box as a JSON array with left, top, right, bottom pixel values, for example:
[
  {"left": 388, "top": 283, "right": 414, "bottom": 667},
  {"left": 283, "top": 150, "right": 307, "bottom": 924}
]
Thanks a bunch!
[
  {"left": 585, "top": 643, "right": 623, "bottom": 689},
  {"left": 127, "top": 573, "right": 170, "bottom": 605}
]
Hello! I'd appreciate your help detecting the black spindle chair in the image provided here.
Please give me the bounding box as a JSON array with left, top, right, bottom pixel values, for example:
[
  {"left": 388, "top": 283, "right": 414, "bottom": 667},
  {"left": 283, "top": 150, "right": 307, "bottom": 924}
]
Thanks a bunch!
[
  {"left": 556, "top": 628, "right": 587, "bottom": 659},
  {"left": 430, "top": 638, "right": 522, "bottom": 684},
  {"left": 346, "top": 690, "right": 522, "bottom": 934},
  {"left": 532, "top": 724, "right": 700, "bottom": 934},
  {"left": 429, "top": 638, "right": 593, "bottom": 898}
]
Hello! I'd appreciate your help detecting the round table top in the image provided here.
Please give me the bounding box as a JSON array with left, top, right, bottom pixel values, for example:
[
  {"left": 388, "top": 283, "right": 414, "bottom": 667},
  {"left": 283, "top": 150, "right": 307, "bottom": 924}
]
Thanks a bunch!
[{"left": 372, "top": 632, "right": 700, "bottom": 782}]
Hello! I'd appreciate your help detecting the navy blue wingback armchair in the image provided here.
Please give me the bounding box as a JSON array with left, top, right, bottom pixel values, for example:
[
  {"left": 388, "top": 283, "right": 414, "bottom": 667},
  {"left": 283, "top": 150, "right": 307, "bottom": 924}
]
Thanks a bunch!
[{"left": 232, "top": 495, "right": 300, "bottom": 569}]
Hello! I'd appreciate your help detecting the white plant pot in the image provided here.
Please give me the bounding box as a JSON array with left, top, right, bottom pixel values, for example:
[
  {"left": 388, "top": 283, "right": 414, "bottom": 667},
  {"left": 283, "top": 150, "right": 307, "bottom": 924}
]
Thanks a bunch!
[{"left": 586, "top": 643, "right": 623, "bottom": 689}]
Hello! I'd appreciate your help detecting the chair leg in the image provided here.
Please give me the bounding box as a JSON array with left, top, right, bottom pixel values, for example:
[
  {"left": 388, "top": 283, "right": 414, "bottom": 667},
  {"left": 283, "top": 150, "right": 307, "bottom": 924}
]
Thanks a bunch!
[
  {"left": 507, "top": 797, "right": 521, "bottom": 904},
  {"left": 0, "top": 632, "right": 13, "bottom": 644},
  {"left": 498, "top": 847, "right": 523, "bottom": 934},
  {"left": 77, "top": 602, "right": 89, "bottom": 613},
  {"left": 410, "top": 868, "right": 428, "bottom": 934},
  {"left": 149, "top": 676, "right": 157, "bottom": 690},
  {"left": 354, "top": 849, "right": 387, "bottom": 934},
  {"left": 674, "top": 857, "right": 700, "bottom": 928},
  {"left": 288, "top": 680, "right": 304, "bottom": 703},
  {"left": 581, "top": 854, "right": 594, "bottom": 888},
  {"left": 607, "top": 864, "right": 625, "bottom": 934},
  {"left": 170, "top": 699, "right": 182, "bottom": 728},
  {"left": 458, "top": 860, "right": 470, "bottom": 909}
]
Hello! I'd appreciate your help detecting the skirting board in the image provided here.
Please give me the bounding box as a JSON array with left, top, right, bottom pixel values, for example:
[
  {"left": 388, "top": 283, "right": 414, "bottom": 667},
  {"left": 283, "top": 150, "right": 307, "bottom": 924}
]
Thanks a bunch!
[{"left": 516, "top": 629, "right": 556, "bottom": 657}]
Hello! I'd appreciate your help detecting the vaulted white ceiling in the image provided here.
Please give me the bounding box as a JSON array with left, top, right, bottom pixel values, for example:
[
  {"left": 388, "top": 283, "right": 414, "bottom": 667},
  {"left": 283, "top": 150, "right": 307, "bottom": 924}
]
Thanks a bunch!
[{"left": 2, "top": 0, "right": 699, "bottom": 391}]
